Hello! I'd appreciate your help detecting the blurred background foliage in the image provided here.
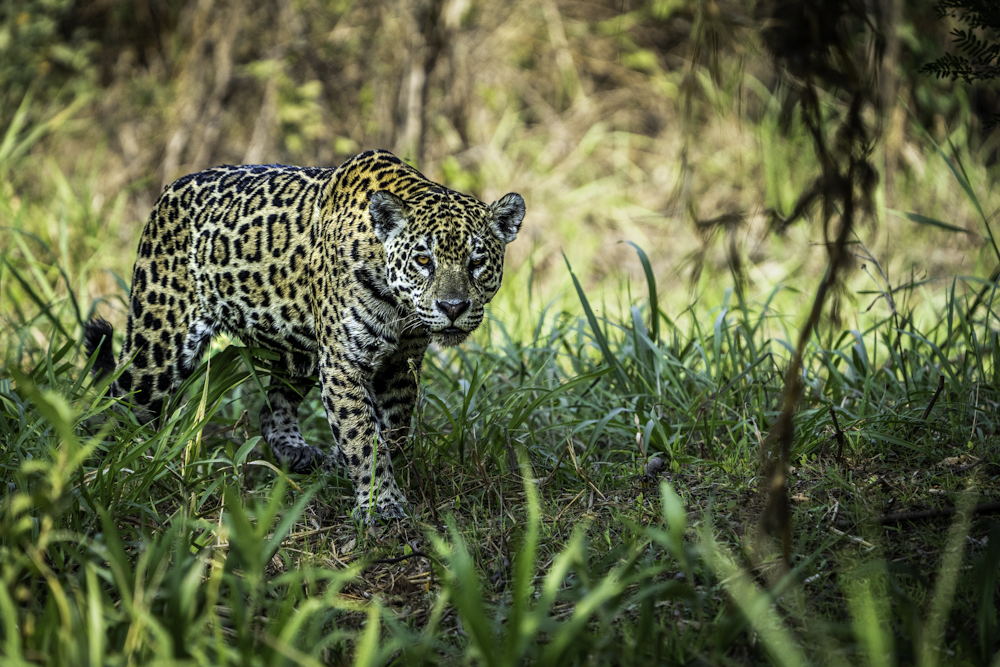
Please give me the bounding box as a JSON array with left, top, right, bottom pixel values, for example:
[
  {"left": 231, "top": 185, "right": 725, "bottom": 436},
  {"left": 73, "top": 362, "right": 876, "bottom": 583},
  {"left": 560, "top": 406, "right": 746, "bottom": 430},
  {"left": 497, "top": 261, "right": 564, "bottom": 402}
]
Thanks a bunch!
[
  {"left": 1, "top": 0, "right": 998, "bottom": 336},
  {"left": 2, "top": 3, "right": 1000, "bottom": 663}
]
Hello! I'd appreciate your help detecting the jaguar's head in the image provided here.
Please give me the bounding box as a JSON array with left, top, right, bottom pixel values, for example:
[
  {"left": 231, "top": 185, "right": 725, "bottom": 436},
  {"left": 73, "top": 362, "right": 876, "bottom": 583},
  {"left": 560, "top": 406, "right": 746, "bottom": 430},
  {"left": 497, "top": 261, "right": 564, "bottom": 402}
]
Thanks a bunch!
[{"left": 370, "top": 188, "right": 525, "bottom": 347}]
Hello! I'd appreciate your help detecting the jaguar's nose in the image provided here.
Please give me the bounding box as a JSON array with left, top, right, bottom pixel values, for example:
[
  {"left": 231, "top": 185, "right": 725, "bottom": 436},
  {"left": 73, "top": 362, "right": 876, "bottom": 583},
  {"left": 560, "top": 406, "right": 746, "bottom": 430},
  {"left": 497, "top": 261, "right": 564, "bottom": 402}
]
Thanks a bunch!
[{"left": 435, "top": 299, "right": 470, "bottom": 322}]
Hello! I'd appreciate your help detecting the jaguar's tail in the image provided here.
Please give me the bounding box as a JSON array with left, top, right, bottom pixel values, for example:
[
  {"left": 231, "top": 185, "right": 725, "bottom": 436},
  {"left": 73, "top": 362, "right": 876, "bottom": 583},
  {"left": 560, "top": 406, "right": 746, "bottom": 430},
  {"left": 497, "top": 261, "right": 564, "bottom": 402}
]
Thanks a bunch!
[{"left": 83, "top": 319, "right": 116, "bottom": 380}]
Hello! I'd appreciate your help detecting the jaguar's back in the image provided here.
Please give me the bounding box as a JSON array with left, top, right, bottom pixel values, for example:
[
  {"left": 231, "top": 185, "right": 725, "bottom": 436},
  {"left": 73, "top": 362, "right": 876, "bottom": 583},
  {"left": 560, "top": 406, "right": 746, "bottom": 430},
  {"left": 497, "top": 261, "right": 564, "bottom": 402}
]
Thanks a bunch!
[{"left": 84, "top": 149, "right": 525, "bottom": 522}]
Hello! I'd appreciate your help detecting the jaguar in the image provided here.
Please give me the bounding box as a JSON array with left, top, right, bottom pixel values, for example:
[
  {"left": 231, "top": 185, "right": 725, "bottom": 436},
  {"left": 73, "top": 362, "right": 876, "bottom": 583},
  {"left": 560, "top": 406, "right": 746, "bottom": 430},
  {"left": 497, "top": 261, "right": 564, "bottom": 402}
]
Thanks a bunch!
[{"left": 84, "top": 149, "right": 525, "bottom": 521}]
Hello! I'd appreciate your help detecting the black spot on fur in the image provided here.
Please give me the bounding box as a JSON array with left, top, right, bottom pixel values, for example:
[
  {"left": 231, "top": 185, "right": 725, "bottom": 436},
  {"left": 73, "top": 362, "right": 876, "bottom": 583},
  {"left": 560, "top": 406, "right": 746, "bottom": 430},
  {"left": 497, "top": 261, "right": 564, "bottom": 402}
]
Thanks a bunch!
[{"left": 83, "top": 319, "right": 116, "bottom": 379}]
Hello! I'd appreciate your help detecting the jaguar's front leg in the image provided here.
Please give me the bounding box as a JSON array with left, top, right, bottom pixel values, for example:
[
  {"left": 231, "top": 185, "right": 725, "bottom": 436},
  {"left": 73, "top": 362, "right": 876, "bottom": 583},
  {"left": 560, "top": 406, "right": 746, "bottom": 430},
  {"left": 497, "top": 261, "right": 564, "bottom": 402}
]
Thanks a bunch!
[
  {"left": 319, "top": 350, "right": 409, "bottom": 522},
  {"left": 371, "top": 332, "right": 429, "bottom": 450},
  {"left": 260, "top": 375, "right": 331, "bottom": 473}
]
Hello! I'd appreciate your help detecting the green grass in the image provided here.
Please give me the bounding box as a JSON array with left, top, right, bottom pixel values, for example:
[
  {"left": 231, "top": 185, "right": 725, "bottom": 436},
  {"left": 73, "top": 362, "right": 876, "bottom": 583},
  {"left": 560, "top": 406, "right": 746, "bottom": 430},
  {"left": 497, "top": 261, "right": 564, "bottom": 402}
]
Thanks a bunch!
[
  {"left": 2, "top": 34, "right": 1000, "bottom": 666},
  {"left": 2, "top": 219, "right": 999, "bottom": 664}
]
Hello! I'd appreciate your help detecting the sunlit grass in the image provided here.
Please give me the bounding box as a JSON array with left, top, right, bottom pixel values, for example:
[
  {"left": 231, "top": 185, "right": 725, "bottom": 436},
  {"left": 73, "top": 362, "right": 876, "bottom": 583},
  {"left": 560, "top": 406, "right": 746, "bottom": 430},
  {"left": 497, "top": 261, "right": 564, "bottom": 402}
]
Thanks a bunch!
[
  {"left": 2, "top": 42, "right": 999, "bottom": 666},
  {"left": 4, "top": 208, "right": 998, "bottom": 663}
]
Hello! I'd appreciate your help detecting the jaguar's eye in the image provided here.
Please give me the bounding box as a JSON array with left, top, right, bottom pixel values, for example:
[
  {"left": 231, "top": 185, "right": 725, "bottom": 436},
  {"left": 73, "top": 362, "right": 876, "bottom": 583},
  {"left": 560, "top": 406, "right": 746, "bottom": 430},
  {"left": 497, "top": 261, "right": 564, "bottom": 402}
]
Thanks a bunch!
[
  {"left": 415, "top": 255, "right": 431, "bottom": 266},
  {"left": 469, "top": 256, "right": 485, "bottom": 268}
]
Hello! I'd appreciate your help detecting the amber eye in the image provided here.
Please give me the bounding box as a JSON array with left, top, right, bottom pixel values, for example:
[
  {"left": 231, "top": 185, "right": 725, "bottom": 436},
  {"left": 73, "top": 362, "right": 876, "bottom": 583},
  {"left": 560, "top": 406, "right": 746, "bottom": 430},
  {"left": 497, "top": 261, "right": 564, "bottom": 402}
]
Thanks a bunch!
[
  {"left": 469, "top": 256, "right": 485, "bottom": 268},
  {"left": 415, "top": 255, "right": 431, "bottom": 266}
]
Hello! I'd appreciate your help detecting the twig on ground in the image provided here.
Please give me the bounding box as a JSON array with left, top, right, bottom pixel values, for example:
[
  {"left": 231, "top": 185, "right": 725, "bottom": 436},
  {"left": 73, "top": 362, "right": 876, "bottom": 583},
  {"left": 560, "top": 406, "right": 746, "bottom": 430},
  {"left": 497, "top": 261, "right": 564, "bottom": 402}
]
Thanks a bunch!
[
  {"left": 836, "top": 500, "right": 1000, "bottom": 527},
  {"left": 367, "top": 550, "right": 431, "bottom": 567},
  {"left": 551, "top": 488, "right": 588, "bottom": 524},
  {"left": 503, "top": 426, "right": 518, "bottom": 472},
  {"left": 921, "top": 374, "right": 945, "bottom": 422},
  {"left": 954, "top": 459, "right": 984, "bottom": 473},
  {"left": 877, "top": 500, "right": 1000, "bottom": 524},
  {"left": 541, "top": 444, "right": 569, "bottom": 488},
  {"left": 830, "top": 527, "right": 875, "bottom": 549},
  {"left": 566, "top": 433, "right": 606, "bottom": 501},
  {"left": 830, "top": 406, "right": 846, "bottom": 464},
  {"left": 366, "top": 549, "right": 436, "bottom": 590}
]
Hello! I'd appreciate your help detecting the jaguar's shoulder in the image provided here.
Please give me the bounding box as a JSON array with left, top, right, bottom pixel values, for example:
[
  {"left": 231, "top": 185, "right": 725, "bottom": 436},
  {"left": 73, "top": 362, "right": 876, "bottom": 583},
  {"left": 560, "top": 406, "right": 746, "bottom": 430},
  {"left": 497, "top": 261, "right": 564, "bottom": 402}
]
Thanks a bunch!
[{"left": 164, "top": 163, "right": 337, "bottom": 198}]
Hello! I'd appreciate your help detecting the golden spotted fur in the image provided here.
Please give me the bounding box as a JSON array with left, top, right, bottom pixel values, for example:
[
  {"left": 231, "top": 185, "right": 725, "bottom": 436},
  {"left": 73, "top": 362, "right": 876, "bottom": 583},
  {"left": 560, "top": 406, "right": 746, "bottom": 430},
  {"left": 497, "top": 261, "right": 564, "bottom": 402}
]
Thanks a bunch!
[{"left": 85, "top": 149, "right": 525, "bottom": 521}]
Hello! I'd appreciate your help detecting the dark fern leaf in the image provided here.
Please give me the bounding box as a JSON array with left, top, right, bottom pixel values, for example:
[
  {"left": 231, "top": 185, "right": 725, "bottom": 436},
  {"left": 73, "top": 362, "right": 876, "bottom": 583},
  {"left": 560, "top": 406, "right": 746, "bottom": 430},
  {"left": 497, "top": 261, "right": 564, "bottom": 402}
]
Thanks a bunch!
[{"left": 922, "top": 0, "right": 1000, "bottom": 83}]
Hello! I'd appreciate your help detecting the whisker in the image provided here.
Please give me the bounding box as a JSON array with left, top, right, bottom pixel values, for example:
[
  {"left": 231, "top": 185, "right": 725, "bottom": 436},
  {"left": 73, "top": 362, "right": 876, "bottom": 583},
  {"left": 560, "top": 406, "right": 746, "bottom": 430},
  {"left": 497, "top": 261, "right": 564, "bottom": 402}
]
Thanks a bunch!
[{"left": 393, "top": 313, "right": 427, "bottom": 333}]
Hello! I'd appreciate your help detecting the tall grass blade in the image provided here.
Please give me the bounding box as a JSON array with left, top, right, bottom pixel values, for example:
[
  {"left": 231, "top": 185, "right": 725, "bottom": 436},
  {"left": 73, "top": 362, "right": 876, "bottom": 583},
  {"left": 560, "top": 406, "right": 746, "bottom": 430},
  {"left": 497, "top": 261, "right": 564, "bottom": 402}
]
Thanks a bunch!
[
  {"left": 430, "top": 523, "right": 499, "bottom": 667},
  {"left": 846, "top": 568, "right": 895, "bottom": 667},
  {"left": 563, "top": 253, "right": 630, "bottom": 390},
  {"left": 888, "top": 209, "right": 971, "bottom": 234},
  {"left": 623, "top": 240, "right": 660, "bottom": 342},
  {"left": 905, "top": 102, "right": 999, "bottom": 264},
  {"left": 502, "top": 452, "right": 540, "bottom": 665},
  {"left": 353, "top": 602, "right": 384, "bottom": 667},
  {"left": 919, "top": 491, "right": 976, "bottom": 667},
  {"left": 1, "top": 256, "right": 72, "bottom": 339},
  {"left": 702, "top": 532, "right": 807, "bottom": 667}
]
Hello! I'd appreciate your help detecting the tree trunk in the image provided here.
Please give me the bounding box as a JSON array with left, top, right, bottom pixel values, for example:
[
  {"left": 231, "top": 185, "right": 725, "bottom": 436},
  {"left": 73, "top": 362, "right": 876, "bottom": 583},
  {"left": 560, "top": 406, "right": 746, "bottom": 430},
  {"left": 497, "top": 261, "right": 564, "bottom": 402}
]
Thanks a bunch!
[{"left": 394, "top": 0, "right": 448, "bottom": 165}]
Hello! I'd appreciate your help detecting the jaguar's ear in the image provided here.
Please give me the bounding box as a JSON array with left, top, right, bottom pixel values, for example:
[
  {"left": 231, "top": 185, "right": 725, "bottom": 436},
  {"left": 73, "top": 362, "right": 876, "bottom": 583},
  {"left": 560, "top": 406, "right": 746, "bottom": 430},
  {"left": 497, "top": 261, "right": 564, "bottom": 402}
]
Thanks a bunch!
[
  {"left": 488, "top": 193, "right": 526, "bottom": 245},
  {"left": 369, "top": 191, "right": 408, "bottom": 243}
]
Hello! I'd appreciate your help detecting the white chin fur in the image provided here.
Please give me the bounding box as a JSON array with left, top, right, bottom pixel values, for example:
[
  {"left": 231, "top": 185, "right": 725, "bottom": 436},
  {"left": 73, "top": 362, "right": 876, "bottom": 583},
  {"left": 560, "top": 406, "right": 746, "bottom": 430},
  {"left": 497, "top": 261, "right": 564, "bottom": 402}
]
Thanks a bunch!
[{"left": 432, "top": 329, "right": 470, "bottom": 347}]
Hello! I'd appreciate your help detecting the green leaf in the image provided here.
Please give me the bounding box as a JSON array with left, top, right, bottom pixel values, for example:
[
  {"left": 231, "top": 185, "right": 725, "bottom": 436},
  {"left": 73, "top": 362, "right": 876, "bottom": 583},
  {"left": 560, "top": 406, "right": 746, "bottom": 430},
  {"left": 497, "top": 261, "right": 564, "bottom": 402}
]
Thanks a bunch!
[
  {"left": 623, "top": 240, "right": 660, "bottom": 342},
  {"left": 888, "top": 209, "right": 970, "bottom": 234},
  {"left": 563, "top": 252, "right": 630, "bottom": 390}
]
